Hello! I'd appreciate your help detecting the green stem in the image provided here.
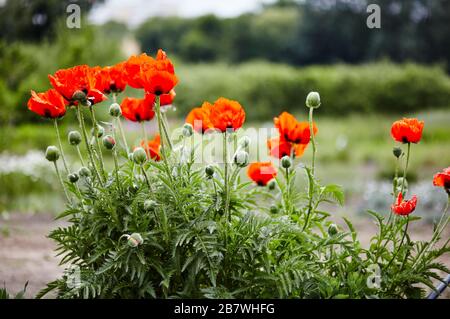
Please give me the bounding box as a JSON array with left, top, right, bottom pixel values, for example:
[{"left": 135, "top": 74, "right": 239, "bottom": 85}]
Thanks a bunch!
[
  {"left": 75, "top": 145, "right": 86, "bottom": 167},
  {"left": 386, "top": 216, "right": 409, "bottom": 270},
  {"left": 141, "top": 121, "right": 149, "bottom": 157},
  {"left": 308, "top": 107, "right": 317, "bottom": 176},
  {"left": 113, "top": 148, "right": 121, "bottom": 192},
  {"left": 284, "top": 167, "right": 291, "bottom": 215},
  {"left": 400, "top": 142, "right": 411, "bottom": 196},
  {"left": 141, "top": 164, "right": 153, "bottom": 192},
  {"left": 117, "top": 118, "right": 129, "bottom": 153},
  {"left": 223, "top": 132, "right": 230, "bottom": 222},
  {"left": 161, "top": 111, "right": 173, "bottom": 150},
  {"left": 53, "top": 161, "right": 71, "bottom": 204},
  {"left": 75, "top": 106, "right": 103, "bottom": 185},
  {"left": 302, "top": 167, "right": 315, "bottom": 231},
  {"left": 53, "top": 119, "right": 69, "bottom": 175},
  {"left": 154, "top": 96, "right": 172, "bottom": 181},
  {"left": 88, "top": 106, "right": 106, "bottom": 180}
]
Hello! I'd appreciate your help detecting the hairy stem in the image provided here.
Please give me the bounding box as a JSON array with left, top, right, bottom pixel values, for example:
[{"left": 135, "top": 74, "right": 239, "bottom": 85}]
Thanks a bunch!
[
  {"left": 386, "top": 216, "right": 409, "bottom": 270},
  {"left": 53, "top": 119, "right": 69, "bottom": 175},
  {"left": 400, "top": 142, "right": 411, "bottom": 196},
  {"left": 75, "top": 106, "right": 103, "bottom": 185},
  {"left": 53, "top": 161, "right": 71, "bottom": 204},
  {"left": 308, "top": 107, "right": 317, "bottom": 176},
  {"left": 88, "top": 106, "right": 106, "bottom": 180},
  {"left": 223, "top": 132, "right": 230, "bottom": 222}
]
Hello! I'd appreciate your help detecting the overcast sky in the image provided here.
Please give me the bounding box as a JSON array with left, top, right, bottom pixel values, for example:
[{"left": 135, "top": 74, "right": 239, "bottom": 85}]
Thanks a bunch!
[{"left": 89, "top": 0, "right": 276, "bottom": 27}]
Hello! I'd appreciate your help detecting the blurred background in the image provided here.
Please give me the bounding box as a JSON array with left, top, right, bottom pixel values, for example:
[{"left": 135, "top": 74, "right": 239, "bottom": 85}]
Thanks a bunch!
[{"left": 0, "top": 0, "right": 449, "bottom": 297}]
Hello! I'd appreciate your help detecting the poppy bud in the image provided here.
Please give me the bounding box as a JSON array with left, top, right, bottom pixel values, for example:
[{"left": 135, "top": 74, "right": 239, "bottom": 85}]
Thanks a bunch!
[
  {"left": 393, "top": 147, "right": 402, "bottom": 158},
  {"left": 45, "top": 146, "right": 60, "bottom": 162},
  {"left": 144, "top": 199, "right": 157, "bottom": 211},
  {"left": 328, "top": 224, "right": 338, "bottom": 236},
  {"left": 267, "top": 179, "right": 277, "bottom": 190},
  {"left": 133, "top": 147, "right": 147, "bottom": 165},
  {"left": 68, "top": 131, "right": 82, "bottom": 146},
  {"left": 182, "top": 123, "right": 193, "bottom": 137},
  {"left": 205, "top": 164, "right": 215, "bottom": 178},
  {"left": 68, "top": 172, "right": 79, "bottom": 183},
  {"left": 72, "top": 90, "right": 87, "bottom": 103},
  {"left": 281, "top": 155, "right": 292, "bottom": 169},
  {"left": 91, "top": 125, "right": 104, "bottom": 138},
  {"left": 233, "top": 151, "right": 249, "bottom": 168},
  {"left": 102, "top": 135, "right": 116, "bottom": 150},
  {"left": 395, "top": 177, "right": 408, "bottom": 192},
  {"left": 239, "top": 136, "right": 250, "bottom": 148},
  {"left": 127, "top": 233, "right": 144, "bottom": 247},
  {"left": 306, "top": 91, "right": 321, "bottom": 109},
  {"left": 109, "top": 103, "right": 122, "bottom": 117},
  {"left": 78, "top": 166, "right": 90, "bottom": 177},
  {"left": 270, "top": 205, "right": 279, "bottom": 214}
]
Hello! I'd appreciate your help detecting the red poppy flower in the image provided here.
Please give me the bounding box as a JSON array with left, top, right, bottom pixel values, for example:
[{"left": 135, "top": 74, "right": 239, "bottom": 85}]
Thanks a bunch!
[
  {"left": 208, "top": 97, "right": 245, "bottom": 132},
  {"left": 391, "top": 118, "right": 424, "bottom": 144},
  {"left": 93, "top": 63, "right": 127, "bottom": 94},
  {"left": 140, "top": 50, "right": 178, "bottom": 95},
  {"left": 27, "top": 89, "right": 68, "bottom": 118},
  {"left": 140, "top": 134, "right": 161, "bottom": 161},
  {"left": 433, "top": 167, "right": 450, "bottom": 190},
  {"left": 391, "top": 193, "right": 418, "bottom": 216},
  {"left": 274, "top": 112, "right": 317, "bottom": 145},
  {"left": 48, "top": 65, "right": 107, "bottom": 105},
  {"left": 124, "top": 53, "right": 154, "bottom": 89},
  {"left": 247, "top": 162, "right": 277, "bottom": 186},
  {"left": 185, "top": 102, "right": 213, "bottom": 133},
  {"left": 267, "top": 137, "right": 308, "bottom": 159},
  {"left": 145, "top": 90, "right": 176, "bottom": 109},
  {"left": 120, "top": 96, "right": 155, "bottom": 122}
]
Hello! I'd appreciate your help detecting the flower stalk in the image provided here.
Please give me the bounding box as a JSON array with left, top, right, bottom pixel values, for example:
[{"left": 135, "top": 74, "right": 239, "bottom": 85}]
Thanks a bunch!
[
  {"left": 53, "top": 119, "right": 69, "bottom": 175},
  {"left": 75, "top": 106, "right": 103, "bottom": 185}
]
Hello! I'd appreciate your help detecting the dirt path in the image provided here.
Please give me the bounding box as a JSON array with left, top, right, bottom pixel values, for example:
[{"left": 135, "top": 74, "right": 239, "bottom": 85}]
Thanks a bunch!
[
  {"left": 0, "top": 213, "right": 65, "bottom": 298},
  {"left": 0, "top": 213, "right": 448, "bottom": 298}
]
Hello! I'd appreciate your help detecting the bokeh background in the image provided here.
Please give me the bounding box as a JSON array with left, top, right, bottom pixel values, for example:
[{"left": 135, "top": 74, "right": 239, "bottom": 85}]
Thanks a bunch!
[{"left": 0, "top": 0, "right": 449, "bottom": 297}]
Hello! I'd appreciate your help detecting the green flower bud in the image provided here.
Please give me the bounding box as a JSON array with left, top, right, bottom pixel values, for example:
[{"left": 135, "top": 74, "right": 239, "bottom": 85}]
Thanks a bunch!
[
  {"left": 68, "top": 172, "right": 79, "bottom": 183},
  {"left": 109, "top": 103, "right": 122, "bottom": 117},
  {"left": 239, "top": 136, "right": 250, "bottom": 148},
  {"left": 205, "top": 164, "right": 215, "bottom": 178},
  {"left": 72, "top": 90, "right": 87, "bottom": 103},
  {"left": 78, "top": 166, "right": 90, "bottom": 177},
  {"left": 395, "top": 177, "right": 408, "bottom": 192},
  {"left": 68, "top": 130, "right": 82, "bottom": 146},
  {"left": 102, "top": 135, "right": 116, "bottom": 150},
  {"left": 233, "top": 151, "right": 249, "bottom": 168},
  {"left": 270, "top": 205, "right": 279, "bottom": 214},
  {"left": 393, "top": 147, "right": 402, "bottom": 158},
  {"left": 127, "top": 233, "right": 144, "bottom": 247},
  {"left": 267, "top": 179, "right": 277, "bottom": 191},
  {"left": 133, "top": 147, "right": 147, "bottom": 165},
  {"left": 328, "top": 224, "right": 338, "bottom": 236},
  {"left": 281, "top": 155, "right": 292, "bottom": 169},
  {"left": 306, "top": 91, "right": 321, "bottom": 108},
  {"left": 182, "top": 123, "right": 193, "bottom": 137},
  {"left": 144, "top": 199, "right": 157, "bottom": 211},
  {"left": 45, "top": 146, "right": 60, "bottom": 162},
  {"left": 91, "top": 125, "right": 105, "bottom": 138}
]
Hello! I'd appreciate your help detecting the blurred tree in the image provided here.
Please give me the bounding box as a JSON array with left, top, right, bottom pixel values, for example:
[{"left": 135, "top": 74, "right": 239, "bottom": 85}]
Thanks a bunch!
[
  {"left": 0, "top": 0, "right": 103, "bottom": 42},
  {"left": 134, "top": 0, "right": 449, "bottom": 69}
]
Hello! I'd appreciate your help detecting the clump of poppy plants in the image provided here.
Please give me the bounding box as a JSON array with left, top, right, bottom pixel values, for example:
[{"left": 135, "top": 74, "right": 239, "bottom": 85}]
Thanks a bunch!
[{"left": 28, "top": 50, "right": 449, "bottom": 299}]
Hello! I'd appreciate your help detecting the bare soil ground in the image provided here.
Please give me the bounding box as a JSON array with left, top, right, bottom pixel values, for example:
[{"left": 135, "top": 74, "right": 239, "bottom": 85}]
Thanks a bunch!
[
  {"left": 0, "top": 213, "right": 448, "bottom": 298},
  {"left": 0, "top": 213, "right": 65, "bottom": 298}
]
